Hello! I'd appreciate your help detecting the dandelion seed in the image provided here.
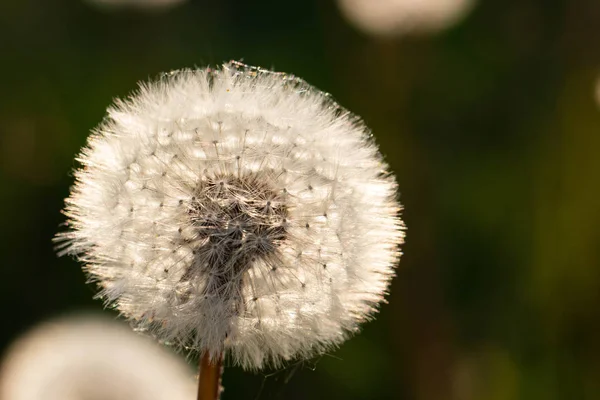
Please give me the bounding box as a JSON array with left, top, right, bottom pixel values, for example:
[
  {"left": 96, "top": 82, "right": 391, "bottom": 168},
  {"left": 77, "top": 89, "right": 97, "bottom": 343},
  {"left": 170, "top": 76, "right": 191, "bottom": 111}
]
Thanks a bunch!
[{"left": 56, "top": 61, "right": 404, "bottom": 370}]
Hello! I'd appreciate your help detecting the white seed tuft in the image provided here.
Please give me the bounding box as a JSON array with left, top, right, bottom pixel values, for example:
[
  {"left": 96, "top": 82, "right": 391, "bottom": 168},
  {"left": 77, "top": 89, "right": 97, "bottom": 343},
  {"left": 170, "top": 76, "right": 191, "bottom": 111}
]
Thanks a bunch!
[
  {"left": 336, "top": 0, "right": 475, "bottom": 37},
  {"left": 0, "top": 315, "right": 195, "bottom": 400},
  {"left": 56, "top": 61, "right": 404, "bottom": 369}
]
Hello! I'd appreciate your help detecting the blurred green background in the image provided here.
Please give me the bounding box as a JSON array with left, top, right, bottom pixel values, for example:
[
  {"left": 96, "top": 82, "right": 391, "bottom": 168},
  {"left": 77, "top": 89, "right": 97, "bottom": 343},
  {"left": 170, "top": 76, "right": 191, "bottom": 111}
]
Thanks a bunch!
[{"left": 1, "top": 0, "right": 600, "bottom": 399}]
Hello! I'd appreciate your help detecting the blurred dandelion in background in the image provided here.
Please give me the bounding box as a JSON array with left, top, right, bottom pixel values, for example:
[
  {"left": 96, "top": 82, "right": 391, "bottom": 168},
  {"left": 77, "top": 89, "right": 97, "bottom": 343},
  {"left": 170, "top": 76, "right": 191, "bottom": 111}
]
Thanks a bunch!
[
  {"left": 0, "top": 314, "right": 196, "bottom": 400},
  {"left": 336, "top": 0, "right": 475, "bottom": 37}
]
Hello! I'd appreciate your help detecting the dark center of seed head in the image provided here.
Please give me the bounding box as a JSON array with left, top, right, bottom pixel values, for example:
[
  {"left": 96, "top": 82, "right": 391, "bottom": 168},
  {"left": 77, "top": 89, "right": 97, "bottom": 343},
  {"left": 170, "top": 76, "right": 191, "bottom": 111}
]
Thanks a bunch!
[{"left": 178, "top": 173, "right": 288, "bottom": 298}]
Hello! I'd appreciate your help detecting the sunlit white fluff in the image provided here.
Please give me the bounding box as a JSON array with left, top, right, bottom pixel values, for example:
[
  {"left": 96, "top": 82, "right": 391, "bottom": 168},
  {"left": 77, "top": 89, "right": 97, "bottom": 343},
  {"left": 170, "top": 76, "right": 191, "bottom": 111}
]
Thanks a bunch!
[
  {"left": 57, "top": 61, "right": 404, "bottom": 369},
  {"left": 0, "top": 315, "right": 195, "bottom": 400},
  {"left": 337, "top": 0, "right": 475, "bottom": 37}
]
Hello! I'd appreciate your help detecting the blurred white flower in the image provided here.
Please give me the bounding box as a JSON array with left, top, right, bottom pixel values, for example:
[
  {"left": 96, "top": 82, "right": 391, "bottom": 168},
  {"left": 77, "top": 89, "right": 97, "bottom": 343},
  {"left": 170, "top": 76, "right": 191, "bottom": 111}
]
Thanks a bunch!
[
  {"left": 85, "top": 0, "right": 186, "bottom": 10},
  {"left": 336, "top": 0, "right": 475, "bottom": 37},
  {"left": 0, "top": 315, "right": 195, "bottom": 400},
  {"left": 57, "top": 61, "right": 404, "bottom": 369}
]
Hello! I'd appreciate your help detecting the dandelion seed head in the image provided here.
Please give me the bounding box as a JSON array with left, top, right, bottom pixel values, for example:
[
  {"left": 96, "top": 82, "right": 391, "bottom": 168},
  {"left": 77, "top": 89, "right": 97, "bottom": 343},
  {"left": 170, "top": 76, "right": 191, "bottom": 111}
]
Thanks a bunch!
[
  {"left": 57, "top": 61, "right": 404, "bottom": 369},
  {"left": 0, "top": 315, "right": 195, "bottom": 400},
  {"left": 337, "top": 0, "right": 475, "bottom": 37}
]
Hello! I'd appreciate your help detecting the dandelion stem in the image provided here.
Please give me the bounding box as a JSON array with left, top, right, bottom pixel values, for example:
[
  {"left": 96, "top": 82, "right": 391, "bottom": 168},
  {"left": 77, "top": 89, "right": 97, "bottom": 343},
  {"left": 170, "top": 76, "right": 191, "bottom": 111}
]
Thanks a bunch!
[{"left": 197, "top": 352, "right": 223, "bottom": 400}]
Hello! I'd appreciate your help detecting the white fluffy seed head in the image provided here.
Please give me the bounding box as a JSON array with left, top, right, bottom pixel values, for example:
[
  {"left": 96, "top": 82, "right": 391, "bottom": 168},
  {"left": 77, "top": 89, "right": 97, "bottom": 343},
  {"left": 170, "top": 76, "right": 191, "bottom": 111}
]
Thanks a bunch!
[
  {"left": 0, "top": 315, "right": 195, "bottom": 400},
  {"left": 56, "top": 61, "right": 404, "bottom": 369},
  {"left": 337, "top": 0, "right": 475, "bottom": 37}
]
